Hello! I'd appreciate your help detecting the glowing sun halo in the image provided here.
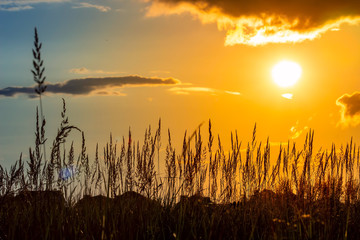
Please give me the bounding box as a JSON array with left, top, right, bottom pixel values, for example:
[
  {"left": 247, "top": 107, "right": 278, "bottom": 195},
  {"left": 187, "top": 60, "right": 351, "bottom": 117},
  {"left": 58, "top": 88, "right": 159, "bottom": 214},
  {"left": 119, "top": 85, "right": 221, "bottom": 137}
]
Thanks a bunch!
[{"left": 272, "top": 61, "right": 302, "bottom": 88}]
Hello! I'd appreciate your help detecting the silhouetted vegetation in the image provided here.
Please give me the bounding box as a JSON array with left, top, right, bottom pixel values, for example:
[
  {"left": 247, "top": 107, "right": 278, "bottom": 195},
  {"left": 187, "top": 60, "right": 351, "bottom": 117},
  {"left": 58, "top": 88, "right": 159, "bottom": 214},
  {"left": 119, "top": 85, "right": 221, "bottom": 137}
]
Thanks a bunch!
[{"left": 1, "top": 28, "right": 360, "bottom": 240}]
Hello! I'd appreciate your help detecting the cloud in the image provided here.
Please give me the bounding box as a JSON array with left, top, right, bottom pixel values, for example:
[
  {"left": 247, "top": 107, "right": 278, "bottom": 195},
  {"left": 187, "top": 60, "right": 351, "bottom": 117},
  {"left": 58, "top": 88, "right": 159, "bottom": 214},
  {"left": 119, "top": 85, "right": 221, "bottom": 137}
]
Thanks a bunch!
[
  {"left": 336, "top": 92, "right": 360, "bottom": 127},
  {"left": 0, "top": 0, "right": 69, "bottom": 11},
  {"left": 169, "top": 86, "right": 241, "bottom": 96},
  {"left": 146, "top": 0, "right": 360, "bottom": 45},
  {"left": 69, "top": 67, "right": 122, "bottom": 75},
  {"left": 0, "top": 76, "right": 180, "bottom": 98},
  {"left": 0, "top": 1, "right": 111, "bottom": 12},
  {"left": 0, "top": 86, "right": 38, "bottom": 98},
  {"left": 69, "top": 67, "right": 91, "bottom": 74},
  {"left": 282, "top": 93, "right": 293, "bottom": 99},
  {"left": 0, "top": 0, "right": 68, "bottom": 7},
  {"left": 224, "top": 90, "right": 241, "bottom": 96},
  {"left": 290, "top": 120, "right": 308, "bottom": 139},
  {"left": 72, "top": 2, "right": 111, "bottom": 12},
  {"left": 0, "top": 0, "right": 68, "bottom": 4},
  {"left": 169, "top": 87, "right": 215, "bottom": 95},
  {"left": 149, "top": 70, "right": 171, "bottom": 75},
  {"left": 0, "top": 5, "right": 33, "bottom": 10}
]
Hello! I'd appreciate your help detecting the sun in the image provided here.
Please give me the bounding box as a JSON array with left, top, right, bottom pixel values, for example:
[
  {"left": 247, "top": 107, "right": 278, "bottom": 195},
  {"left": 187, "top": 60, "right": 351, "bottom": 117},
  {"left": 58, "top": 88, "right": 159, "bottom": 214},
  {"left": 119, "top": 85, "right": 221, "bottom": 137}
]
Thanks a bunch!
[{"left": 272, "top": 60, "right": 302, "bottom": 88}]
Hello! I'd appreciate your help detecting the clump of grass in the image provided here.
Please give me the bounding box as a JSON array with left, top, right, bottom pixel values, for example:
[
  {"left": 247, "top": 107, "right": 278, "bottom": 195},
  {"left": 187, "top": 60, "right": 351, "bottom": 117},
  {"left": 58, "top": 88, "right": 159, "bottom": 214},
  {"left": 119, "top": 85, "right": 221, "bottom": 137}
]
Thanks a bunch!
[
  {"left": 2, "top": 27, "right": 360, "bottom": 240},
  {"left": 2, "top": 110, "right": 360, "bottom": 239}
]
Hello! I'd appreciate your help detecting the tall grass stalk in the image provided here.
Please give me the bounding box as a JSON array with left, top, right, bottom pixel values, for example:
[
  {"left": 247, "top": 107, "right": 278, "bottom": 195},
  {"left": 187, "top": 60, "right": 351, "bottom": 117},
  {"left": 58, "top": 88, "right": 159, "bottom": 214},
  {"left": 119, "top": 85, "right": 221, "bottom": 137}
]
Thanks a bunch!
[{"left": 31, "top": 27, "right": 47, "bottom": 163}]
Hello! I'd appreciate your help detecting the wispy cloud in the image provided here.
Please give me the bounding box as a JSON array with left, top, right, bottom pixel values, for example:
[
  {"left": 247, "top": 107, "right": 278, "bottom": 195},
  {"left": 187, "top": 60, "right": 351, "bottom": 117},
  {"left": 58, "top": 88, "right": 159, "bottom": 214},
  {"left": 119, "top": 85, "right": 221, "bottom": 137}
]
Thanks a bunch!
[
  {"left": 72, "top": 2, "right": 111, "bottom": 12},
  {"left": 336, "top": 92, "right": 360, "bottom": 127},
  {"left": 146, "top": 0, "right": 360, "bottom": 46},
  {"left": 225, "top": 90, "right": 241, "bottom": 96},
  {"left": 0, "top": 0, "right": 111, "bottom": 12},
  {"left": 0, "top": 76, "right": 180, "bottom": 98},
  {"left": 290, "top": 120, "right": 308, "bottom": 139},
  {"left": 0, "top": 0, "right": 70, "bottom": 11},
  {"left": 0, "top": 4, "right": 33, "bottom": 11},
  {"left": 69, "top": 67, "right": 122, "bottom": 75},
  {"left": 0, "top": 0, "right": 69, "bottom": 4},
  {"left": 169, "top": 87, "right": 215, "bottom": 95},
  {"left": 282, "top": 93, "right": 293, "bottom": 100},
  {"left": 169, "top": 86, "right": 241, "bottom": 96},
  {"left": 149, "top": 70, "right": 171, "bottom": 75}
]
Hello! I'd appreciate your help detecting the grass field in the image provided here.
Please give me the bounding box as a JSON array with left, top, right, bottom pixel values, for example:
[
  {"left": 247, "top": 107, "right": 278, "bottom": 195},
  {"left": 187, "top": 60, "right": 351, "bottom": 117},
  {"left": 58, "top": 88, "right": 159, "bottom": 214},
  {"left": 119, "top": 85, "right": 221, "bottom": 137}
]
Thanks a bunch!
[
  {"left": 1, "top": 107, "right": 359, "bottom": 239},
  {"left": 1, "top": 28, "right": 360, "bottom": 240}
]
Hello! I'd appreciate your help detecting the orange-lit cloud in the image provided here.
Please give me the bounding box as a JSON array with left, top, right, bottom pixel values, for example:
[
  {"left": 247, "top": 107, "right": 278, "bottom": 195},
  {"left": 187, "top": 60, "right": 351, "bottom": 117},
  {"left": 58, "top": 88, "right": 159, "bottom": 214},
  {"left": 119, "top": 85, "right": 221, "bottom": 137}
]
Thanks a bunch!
[
  {"left": 0, "top": 76, "right": 180, "bottom": 98},
  {"left": 282, "top": 93, "right": 293, "bottom": 99},
  {"left": 290, "top": 120, "right": 308, "bottom": 139},
  {"left": 169, "top": 87, "right": 215, "bottom": 95},
  {"left": 224, "top": 90, "right": 241, "bottom": 96},
  {"left": 169, "top": 86, "right": 241, "bottom": 96},
  {"left": 146, "top": 0, "right": 360, "bottom": 45},
  {"left": 336, "top": 92, "right": 360, "bottom": 127},
  {"left": 72, "top": 2, "right": 111, "bottom": 12},
  {"left": 149, "top": 70, "right": 171, "bottom": 75},
  {"left": 69, "top": 67, "right": 122, "bottom": 75}
]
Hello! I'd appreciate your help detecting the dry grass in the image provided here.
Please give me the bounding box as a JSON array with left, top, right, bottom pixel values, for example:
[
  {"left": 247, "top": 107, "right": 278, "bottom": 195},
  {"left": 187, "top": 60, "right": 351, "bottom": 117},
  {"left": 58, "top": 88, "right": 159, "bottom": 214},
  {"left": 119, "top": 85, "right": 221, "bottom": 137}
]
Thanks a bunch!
[
  {"left": 1, "top": 113, "right": 360, "bottom": 239},
  {"left": 1, "top": 28, "right": 360, "bottom": 240}
]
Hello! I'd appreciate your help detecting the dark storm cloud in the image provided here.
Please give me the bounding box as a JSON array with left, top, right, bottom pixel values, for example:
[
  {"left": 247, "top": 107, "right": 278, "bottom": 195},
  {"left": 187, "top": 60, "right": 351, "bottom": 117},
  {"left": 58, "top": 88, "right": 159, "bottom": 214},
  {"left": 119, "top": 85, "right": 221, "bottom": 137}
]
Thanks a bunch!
[
  {"left": 152, "top": 0, "right": 360, "bottom": 28},
  {"left": 147, "top": 0, "right": 360, "bottom": 45},
  {"left": 336, "top": 92, "right": 360, "bottom": 126},
  {"left": 0, "top": 86, "right": 37, "bottom": 97},
  {"left": 0, "top": 76, "right": 180, "bottom": 98}
]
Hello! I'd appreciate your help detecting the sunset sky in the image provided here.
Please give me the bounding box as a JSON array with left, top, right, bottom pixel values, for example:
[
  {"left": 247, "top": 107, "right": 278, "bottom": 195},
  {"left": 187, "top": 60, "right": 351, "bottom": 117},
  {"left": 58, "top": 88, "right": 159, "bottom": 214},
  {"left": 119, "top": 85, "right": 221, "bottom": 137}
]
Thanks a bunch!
[{"left": 1, "top": 0, "right": 360, "bottom": 169}]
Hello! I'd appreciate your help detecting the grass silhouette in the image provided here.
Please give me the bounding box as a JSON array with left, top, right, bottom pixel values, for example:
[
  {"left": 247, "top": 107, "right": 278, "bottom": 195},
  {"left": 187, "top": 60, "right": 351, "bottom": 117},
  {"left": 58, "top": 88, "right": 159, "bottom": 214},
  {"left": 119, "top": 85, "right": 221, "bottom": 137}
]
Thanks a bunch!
[{"left": 1, "top": 28, "right": 360, "bottom": 240}]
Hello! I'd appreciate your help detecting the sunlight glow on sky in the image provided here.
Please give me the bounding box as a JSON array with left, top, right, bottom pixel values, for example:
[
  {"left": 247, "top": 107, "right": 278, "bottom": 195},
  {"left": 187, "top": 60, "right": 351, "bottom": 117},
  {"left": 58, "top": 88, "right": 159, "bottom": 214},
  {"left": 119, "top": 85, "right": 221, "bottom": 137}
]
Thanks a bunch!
[
  {"left": 1, "top": 0, "right": 360, "bottom": 168},
  {"left": 272, "top": 60, "right": 302, "bottom": 88}
]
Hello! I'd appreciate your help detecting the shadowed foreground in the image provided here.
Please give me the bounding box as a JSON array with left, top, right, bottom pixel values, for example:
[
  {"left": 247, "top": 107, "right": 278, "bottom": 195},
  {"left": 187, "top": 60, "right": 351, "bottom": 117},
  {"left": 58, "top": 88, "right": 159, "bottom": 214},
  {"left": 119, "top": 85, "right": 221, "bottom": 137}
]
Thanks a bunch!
[
  {"left": 1, "top": 117, "right": 360, "bottom": 240},
  {"left": 1, "top": 189, "right": 360, "bottom": 240},
  {"left": 2, "top": 28, "right": 360, "bottom": 239}
]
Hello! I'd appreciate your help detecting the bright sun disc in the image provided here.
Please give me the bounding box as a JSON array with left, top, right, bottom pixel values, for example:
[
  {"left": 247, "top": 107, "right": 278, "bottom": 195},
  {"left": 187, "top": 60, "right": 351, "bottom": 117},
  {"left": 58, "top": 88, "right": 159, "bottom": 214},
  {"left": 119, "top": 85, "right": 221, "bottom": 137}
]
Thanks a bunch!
[{"left": 272, "top": 61, "right": 302, "bottom": 87}]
